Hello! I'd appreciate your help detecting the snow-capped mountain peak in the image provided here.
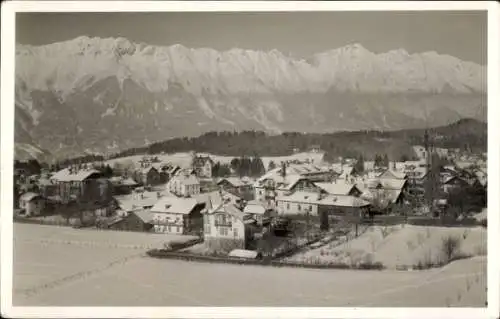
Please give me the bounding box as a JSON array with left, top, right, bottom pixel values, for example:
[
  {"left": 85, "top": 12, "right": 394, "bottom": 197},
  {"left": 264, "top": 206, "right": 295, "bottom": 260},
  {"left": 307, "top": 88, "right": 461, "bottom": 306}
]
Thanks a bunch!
[{"left": 14, "top": 36, "right": 486, "bottom": 160}]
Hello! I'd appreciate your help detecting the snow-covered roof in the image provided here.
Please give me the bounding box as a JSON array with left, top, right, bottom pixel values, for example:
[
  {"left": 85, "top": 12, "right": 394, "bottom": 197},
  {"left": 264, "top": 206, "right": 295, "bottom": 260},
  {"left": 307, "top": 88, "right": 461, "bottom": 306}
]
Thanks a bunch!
[
  {"left": 51, "top": 168, "right": 101, "bottom": 182},
  {"left": 121, "top": 177, "right": 139, "bottom": 186},
  {"left": 243, "top": 202, "right": 266, "bottom": 215},
  {"left": 206, "top": 201, "right": 246, "bottom": 221},
  {"left": 379, "top": 178, "right": 407, "bottom": 190},
  {"left": 314, "top": 181, "right": 358, "bottom": 196},
  {"left": 378, "top": 169, "right": 407, "bottom": 180},
  {"left": 254, "top": 173, "right": 304, "bottom": 191},
  {"left": 150, "top": 196, "right": 198, "bottom": 215},
  {"left": 217, "top": 177, "right": 253, "bottom": 188},
  {"left": 228, "top": 249, "right": 259, "bottom": 259},
  {"left": 276, "top": 191, "right": 370, "bottom": 208},
  {"left": 114, "top": 191, "right": 161, "bottom": 212}
]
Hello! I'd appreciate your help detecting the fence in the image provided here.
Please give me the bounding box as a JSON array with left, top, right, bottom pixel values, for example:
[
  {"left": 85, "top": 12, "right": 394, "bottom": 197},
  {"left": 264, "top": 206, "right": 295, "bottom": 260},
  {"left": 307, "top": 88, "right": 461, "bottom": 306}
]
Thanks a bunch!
[{"left": 146, "top": 248, "right": 384, "bottom": 270}]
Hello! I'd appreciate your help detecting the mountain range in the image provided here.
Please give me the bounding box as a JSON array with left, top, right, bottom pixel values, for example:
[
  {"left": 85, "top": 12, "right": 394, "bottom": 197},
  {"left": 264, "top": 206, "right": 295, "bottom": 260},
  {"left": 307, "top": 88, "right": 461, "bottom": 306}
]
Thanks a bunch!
[{"left": 15, "top": 36, "right": 487, "bottom": 161}]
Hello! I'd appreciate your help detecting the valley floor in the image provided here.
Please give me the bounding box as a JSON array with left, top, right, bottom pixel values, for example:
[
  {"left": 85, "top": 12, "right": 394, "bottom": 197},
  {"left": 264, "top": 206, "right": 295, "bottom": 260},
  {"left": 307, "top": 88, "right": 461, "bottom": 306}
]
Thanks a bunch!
[{"left": 13, "top": 223, "right": 487, "bottom": 307}]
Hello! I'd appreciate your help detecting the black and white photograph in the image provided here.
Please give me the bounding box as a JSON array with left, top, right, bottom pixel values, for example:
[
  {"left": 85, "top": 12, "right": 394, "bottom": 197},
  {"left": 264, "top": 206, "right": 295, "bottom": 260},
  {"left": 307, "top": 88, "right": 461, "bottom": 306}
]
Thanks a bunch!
[{"left": 1, "top": 1, "right": 498, "bottom": 318}]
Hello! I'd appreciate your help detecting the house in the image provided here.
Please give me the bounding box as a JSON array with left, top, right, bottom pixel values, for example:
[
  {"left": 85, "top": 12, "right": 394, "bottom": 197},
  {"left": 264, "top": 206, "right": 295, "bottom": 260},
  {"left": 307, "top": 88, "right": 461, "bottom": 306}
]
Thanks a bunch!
[
  {"left": 193, "top": 156, "right": 214, "bottom": 178},
  {"left": 217, "top": 177, "right": 254, "bottom": 199},
  {"left": 14, "top": 160, "right": 42, "bottom": 182},
  {"left": 50, "top": 167, "right": 112, "bottom": 205},
  {"left": 276, "top": 191, "right": 371, "bottom": 228},
  {"left": 203, "top": 199, "right": 252, "bottom": 252},
  {"left": 19, "top": 192, "right": 46, "bottom": 217},
  {"left": 134, "top": 166, "right": 161, "bottom": 186},
  {"left": 413, "top": 145, "right": 429, "bottom": 161},
  {"left": 107, "top": 209, "right": 154, "bottom": 232},
  {"left": 356, "top": 178, "right": 408, "bottom": 212},
  {"left": 166, "top": 172, "right": 201, "bottom": 197},
  {"left": 253, "top": 173, "right": 321, "bottom": 204},
  {"left": 150, "top": 196, "right": 204, "bottom": 235}
]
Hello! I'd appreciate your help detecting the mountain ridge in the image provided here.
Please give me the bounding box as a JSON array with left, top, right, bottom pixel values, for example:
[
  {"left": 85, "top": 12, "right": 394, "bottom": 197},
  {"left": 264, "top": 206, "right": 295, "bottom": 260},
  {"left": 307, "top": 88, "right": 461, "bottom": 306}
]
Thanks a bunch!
[{"left": 15, "top": 36, "right": 487, "bottom": 160}]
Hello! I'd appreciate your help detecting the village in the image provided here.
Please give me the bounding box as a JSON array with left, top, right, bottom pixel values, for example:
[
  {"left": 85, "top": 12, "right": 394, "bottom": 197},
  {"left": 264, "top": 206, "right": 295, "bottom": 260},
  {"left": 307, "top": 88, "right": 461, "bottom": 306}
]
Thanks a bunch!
[{"left": 13, "top": 132, "right": 487, "bottom": 266}]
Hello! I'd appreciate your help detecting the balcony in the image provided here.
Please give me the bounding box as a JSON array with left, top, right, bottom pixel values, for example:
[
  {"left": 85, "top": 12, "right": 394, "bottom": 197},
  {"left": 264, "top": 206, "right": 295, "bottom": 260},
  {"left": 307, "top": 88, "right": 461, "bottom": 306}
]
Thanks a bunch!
[{"left": 214, "top": 221, "right": 232, "bottom": 227}]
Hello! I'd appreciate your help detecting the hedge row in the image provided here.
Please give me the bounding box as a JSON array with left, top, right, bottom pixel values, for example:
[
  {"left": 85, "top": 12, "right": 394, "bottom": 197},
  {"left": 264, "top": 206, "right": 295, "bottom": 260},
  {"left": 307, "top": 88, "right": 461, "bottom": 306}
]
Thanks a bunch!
[
  {"left": 406, "top": 217, "right": 482, "bottom": 227},
  {"left": 146, "top": 249, "right": 385, "bottom": 270},
  {"left": 14, "top": 216, "right": 71, "bottom": 227}
]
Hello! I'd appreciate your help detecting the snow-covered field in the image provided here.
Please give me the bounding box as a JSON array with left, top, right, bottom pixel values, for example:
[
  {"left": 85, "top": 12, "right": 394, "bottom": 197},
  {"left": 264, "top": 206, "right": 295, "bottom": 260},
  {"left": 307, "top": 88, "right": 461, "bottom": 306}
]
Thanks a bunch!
[
  {"left": 13, "top": 223, "right": 487, "bottom": 307},
  {"left": 105, "top": 151, "right": 325, "bottom": 170},
  {"left": 286, "top": 225, "right": 487, "bottom": 269}
]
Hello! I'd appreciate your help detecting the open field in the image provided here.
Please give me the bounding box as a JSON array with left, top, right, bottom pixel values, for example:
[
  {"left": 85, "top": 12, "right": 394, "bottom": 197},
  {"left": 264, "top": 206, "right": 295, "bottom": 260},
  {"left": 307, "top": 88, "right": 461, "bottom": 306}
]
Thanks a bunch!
[
  {"left": 285, "top": 225, "right": 487, "bottom": 269},
  {"left": 105, "top": 151, "right": 325, "bottom": 170},
  {"left": 13, "top": 223, "right": 486, "bottom": 307},
  {"left": 13, "top": 224, "right": 196, "bottom": 294}
]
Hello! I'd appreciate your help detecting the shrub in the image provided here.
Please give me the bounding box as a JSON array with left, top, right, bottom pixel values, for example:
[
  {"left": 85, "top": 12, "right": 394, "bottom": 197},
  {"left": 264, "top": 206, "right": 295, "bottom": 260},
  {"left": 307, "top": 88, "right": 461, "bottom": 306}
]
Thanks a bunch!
[{"left": 440, "top": 235, "right": 462, "bottom": 264}]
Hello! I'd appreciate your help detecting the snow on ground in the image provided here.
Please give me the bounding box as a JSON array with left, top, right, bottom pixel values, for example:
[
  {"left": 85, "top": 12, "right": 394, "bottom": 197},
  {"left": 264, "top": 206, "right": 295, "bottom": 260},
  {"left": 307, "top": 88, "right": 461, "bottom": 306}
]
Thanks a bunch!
[
  {"left": 14, "top": 224, "right": 196, "bottom": 294},
  {"left": 105, "top": 152, "right": 325, "bottom": 170},
  {"left": 13, "top": 223, "right": 486, "bottom": 307},
  {"left": 286, "top": 225, "right": 487, "bottom": 269}
]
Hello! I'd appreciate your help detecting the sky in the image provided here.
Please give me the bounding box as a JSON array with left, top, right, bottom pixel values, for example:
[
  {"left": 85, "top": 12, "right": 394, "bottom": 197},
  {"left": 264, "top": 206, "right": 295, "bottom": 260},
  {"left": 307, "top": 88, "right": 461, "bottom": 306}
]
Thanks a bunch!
[{"left": 16, "top": 11, "right": 487, "bottom": 64}]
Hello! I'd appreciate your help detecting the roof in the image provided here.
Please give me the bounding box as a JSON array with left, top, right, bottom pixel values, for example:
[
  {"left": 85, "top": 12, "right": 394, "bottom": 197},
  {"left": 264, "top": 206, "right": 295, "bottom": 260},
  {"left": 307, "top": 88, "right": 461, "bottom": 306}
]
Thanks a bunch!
[
  {"left": 114, "top": 191, "right": 162, "bottom": 212},
  {"left": 217, "top": 177, "right": 252, "bottom": 188},
  {"left": 150, "top": 196, "right": 198, "bottom": 215},
  {"left": 276, "top": 191, "right": 370, "bottom": 208},
  {"left": 121, "top": 178, "right": 139, "bottom": 186},
  {"left": 206, "top": 201, "right": 247, "bottom": 221},
  {"left": 132, "top": 209, "right": 154, "bottom": 223},
  {"left": 193, "top": 156, "right": 214, "bottom": 167},
  {"left": 254, "top": 173, "right": 304, "bottom": 191},
  {"left": 51, "top": 168, "right": 101, "bottom": 182},
  {"left": 314, "top": 181, "right": 357, "bottom": 196},
  {"left": 228, "top": 249, "right": 259, "bottom": 259},
  {"left": 379, "top": 178, "right": 407, "bottom": 190},
  {"left": 443, "top": 176, "right": 468, "bottom": 185},
  {"left": 378, "top": 169, "right": 407, "bottom": 180},
  {"left": 19, "top": 192, "right": 43, "bottom": 202},
  {"left": 243, "top": 202, "right": 267, "bottom": 215},
  {"left": 255, "top": 163, "right": 332, "bottom": 187}
]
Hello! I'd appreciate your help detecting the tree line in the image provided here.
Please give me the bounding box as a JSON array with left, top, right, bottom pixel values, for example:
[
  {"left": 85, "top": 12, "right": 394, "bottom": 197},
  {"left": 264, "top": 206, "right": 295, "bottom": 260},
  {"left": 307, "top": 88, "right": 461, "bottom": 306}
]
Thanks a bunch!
[
  {"left": 212, "top": 155, "right": 266, "bottom": 178},
  {"left": 43, "top": 118, "right": 486, "bottom": 167}
]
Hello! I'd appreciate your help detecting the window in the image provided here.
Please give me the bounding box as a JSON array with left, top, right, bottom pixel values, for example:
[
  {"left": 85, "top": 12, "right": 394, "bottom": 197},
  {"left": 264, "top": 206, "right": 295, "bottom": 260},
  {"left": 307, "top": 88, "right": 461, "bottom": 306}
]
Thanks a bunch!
[
  {"left": 298, "top": 204, "right": 301, "bottom": 211},
  {"left": 220, "top": 227, "right": 228, "bottom": 236},
  {"left": 168, "top": 225, "right": 172, "bottom": 232},
  {"left": 287, "top": 203, "right": 290, "bottom": 210},
  {"left": 233, "top": 228, "right": 238, "bottom": 237},
  {"left": 309, "top": 205, "right": 312, "bottom": 211},
  {"left": 176, "top": 226, "right": 180, "bottom": 233}
]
